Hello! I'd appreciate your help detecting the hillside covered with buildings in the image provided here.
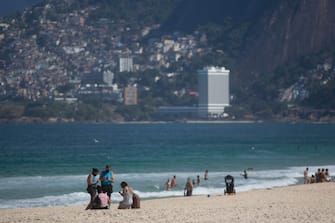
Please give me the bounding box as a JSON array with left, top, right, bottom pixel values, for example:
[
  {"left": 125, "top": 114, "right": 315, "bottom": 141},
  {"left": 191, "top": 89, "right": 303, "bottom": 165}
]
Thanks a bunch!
[{"left": 1, "top": 0, "right": 335, "bottom": 122}]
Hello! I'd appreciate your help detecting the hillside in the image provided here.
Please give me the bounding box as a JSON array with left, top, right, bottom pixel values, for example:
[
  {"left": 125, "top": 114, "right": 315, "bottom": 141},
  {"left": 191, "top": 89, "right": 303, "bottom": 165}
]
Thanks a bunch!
[
  {"left": 0, "top": 0, "right": 42, "bottom": 16},
  {"left": 1, "top": 0, "right": 335, "bottom": 122},
  {"left": 240, "top": 0, "right": 335, "bottom": 73},
  {"left": 161, "top": 0, "right": 335, "bottom": 72},
  {"left": 162, "top": 0, "right": 335, "bottom": 121}
]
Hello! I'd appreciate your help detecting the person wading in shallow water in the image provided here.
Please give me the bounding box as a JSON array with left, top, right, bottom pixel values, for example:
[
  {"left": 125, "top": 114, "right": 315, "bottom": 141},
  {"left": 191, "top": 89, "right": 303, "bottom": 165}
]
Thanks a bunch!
[
  {"left": 171, "top": 175, "right": 177, "bottom": 188},
  {"left": 204, "top": 170, "right": 209, "bottom": 181},
  {"left": 242, "top": 170, "right": 248, "bottom": 179},
  {"left": 184, "top": 178, "right": 194, "bottom": 196}
]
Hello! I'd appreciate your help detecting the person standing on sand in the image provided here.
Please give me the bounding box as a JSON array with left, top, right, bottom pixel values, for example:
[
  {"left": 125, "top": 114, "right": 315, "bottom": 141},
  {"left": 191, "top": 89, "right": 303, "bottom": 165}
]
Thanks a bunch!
[
  {"left": 100, "top": 165, "right": 114, "bottom": 200},
  {"left": 204, "top": 170, "right": 208, "bottom": 180},
  {"left": 325, "top": 168, "right": 331, "bottom": 182},
  {"left": 304, "top": 167, "right": 309, "bottom": 184},
  {"left": 86, "top": 168, "right": 99, "bottom": 210},
  {"left": 321, "top": 168, "right": 327, "bottom": 182}
]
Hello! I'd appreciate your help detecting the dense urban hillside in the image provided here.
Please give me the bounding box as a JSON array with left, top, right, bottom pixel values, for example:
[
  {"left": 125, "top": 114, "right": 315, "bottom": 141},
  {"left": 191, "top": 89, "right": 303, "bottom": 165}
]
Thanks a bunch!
[
  {"left": 0, "top": 0, "right": 42, "bottom": 17},
  {"left": 1, "top": 0, "right": 335, "bottom": 122}
]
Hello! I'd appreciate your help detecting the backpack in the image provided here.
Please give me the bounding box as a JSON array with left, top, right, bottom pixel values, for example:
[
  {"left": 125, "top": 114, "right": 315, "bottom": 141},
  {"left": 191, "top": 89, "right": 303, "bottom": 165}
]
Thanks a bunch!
[{"left": 131, "top": 193, "right": 140, "bottom": 209}]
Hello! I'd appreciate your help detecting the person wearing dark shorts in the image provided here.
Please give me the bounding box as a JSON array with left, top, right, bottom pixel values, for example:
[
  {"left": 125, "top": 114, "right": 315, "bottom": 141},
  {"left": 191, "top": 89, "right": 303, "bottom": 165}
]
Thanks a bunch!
[
  {"left": 100, "top": 165, "right": 115, "bottom": 199},
  {"left": 86, "top": 168, "right": 99, "bottom": 210}
]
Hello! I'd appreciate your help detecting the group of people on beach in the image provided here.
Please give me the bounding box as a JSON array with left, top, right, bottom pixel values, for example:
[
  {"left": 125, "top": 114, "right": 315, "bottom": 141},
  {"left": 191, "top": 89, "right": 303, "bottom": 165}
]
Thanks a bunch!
[
  {"left": 304, "top": 167, "right": 331, "bottom": 184},
  {"left": 165, "top": 170, "right": 209, "bottom": 197},
  {"left": 165, "top": 175, "right": 177, "bottom": 190},
  {"left": 86, "top": 165, "right": 140, "bottom": 210}
]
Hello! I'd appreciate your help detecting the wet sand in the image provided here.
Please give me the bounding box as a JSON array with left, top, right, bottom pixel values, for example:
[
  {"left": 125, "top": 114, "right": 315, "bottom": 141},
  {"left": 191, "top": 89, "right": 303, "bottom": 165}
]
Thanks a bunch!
[{"left": 1, "top": 182, "right": 334, "bottom": 223}]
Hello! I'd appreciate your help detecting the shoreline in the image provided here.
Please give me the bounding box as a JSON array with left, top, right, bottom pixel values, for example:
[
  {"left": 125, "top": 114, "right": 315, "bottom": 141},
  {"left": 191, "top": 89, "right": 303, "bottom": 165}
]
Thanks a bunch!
[
  {"left": 1, "top": 183, "right": 334, "bottom": 223},
  {"left": 2, "top": 119, "right": 335, "bottom": 124}
]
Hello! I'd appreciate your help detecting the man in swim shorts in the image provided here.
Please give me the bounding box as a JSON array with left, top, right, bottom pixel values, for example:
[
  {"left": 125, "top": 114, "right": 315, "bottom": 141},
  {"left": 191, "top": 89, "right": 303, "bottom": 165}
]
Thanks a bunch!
[{"left": 100, "top": 165, "right": 114, "bottom": 199}]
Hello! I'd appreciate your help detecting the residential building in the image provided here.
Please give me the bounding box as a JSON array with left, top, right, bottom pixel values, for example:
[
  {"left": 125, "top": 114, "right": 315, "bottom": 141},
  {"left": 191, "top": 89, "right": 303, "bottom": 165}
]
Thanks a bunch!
[
  {"left": 119, "top": 57, "right": 133, "bottom": 72},
  {"left": 197, "top": 66, "right": 230, "bottom": 118},
  {"left": 124, "top": 85, "right": 138, "bottom": 105},
  {"left": 103, "top": 70, "right": 114, "bottom": 86}
]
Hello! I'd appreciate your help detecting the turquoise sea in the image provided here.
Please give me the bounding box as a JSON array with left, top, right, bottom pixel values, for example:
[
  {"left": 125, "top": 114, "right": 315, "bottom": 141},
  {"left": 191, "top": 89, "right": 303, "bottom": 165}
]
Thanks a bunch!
[{"left": 0, "top": 123, "right": 334, "bottom": 208}]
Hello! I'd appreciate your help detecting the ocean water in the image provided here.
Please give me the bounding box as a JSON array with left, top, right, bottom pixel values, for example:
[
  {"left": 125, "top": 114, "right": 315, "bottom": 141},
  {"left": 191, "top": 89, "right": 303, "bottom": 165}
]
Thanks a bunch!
[{"left": 0, "top": 123, "right": 334, "bottom": 209}]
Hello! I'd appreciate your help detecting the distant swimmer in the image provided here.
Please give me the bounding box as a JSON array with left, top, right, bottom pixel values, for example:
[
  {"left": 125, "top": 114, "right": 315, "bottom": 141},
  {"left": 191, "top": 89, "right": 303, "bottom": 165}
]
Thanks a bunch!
[
  {"left": 93, "top": 138, "right": 99, "bottom": 143},
  {"left": 204, "top": 170, "right": 208, "bottom": 180}
]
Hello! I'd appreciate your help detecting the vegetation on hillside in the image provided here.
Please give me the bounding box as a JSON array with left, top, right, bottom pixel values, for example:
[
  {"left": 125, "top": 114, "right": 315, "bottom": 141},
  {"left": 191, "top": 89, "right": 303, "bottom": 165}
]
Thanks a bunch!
[{"left": 1, "top": 0, "right": 335, "bottom": 122}]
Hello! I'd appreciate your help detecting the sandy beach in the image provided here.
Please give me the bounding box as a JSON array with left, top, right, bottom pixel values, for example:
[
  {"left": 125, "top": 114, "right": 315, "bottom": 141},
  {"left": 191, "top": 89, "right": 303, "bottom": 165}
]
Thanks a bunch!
[{"left": 1, "top": 182, "right": 334, "bottom": 223}]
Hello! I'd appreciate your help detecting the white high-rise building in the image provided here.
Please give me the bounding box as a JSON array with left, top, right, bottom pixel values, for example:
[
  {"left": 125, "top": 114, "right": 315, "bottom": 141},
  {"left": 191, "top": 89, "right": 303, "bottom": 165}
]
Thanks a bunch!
[
  {"left": 103, "top": 70, "right": 114, "bottom": 86},
  {"left": 197, "top": 66, "right": 230, "bottom": 118},
  {"left": 119, "top": 57, "right": 133, "bottom": 72}
]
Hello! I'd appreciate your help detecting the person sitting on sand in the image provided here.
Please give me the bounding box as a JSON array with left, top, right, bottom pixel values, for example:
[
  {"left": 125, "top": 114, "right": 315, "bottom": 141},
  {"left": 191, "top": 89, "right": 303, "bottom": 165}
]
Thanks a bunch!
[
  {"left": 86, "top": 168, "right": 100, "bottom": 210},
  {"left": 92, "top": 186, "right": 110, "bottom": 209},
  {"left": 310, "top": 174, "right": 316, "bottom": 183},
  {"left": 118, "top": 181, "right": 133, "bottom": 209},
  {"left": 184, "top": 178, "right": 193, "bottom": 196}
]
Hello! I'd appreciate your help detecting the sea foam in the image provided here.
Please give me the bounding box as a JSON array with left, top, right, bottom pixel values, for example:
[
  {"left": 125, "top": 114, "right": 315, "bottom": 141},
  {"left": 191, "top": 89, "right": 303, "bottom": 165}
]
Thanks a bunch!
[{"left": 0, "top": 165, "right": 334, "bottom": 209}]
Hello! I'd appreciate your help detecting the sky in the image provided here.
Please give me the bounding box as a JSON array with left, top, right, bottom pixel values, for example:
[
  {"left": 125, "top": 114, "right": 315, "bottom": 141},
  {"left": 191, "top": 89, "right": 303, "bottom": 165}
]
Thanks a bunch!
[{"left": 0, "top": 0, "right": 42, "bottom": 17}]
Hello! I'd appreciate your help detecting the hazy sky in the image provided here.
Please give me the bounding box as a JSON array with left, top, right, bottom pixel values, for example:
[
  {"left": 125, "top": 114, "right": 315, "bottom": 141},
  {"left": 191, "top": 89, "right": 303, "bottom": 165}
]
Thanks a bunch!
[{"left": 0, "top": 0, "right": 42, "bottom": 17}]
